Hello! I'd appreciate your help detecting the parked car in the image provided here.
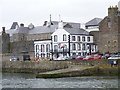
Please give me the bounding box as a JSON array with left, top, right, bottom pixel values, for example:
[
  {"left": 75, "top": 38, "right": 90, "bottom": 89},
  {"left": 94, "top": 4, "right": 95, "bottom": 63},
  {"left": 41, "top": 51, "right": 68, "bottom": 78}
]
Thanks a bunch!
[
  {"left": 108, "top": 55, "right": 120, "bottom": 59},
  {"left": 9, "top": 57, "right": 19, "bottom": 61},
  {"left": 83, "top": 55, "right": 94, "bottom": 60},
  {"left": 93, "top": 55, "right": 102, "bottom": 59},
  {"left": 54, "top": 56, "right": 68, "bottom": 60},
  {"left": 23, "top": 55, "right": 31, "bottom": 61},
  {"left": 75, "top": 56, "right": 84, "bottom": 60}
]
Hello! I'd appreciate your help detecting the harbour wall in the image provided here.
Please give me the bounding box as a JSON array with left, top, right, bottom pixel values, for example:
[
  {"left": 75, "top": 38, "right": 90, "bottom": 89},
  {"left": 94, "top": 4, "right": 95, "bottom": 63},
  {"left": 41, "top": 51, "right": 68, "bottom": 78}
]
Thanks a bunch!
[{"left": 2, "top": 59, "right": 118, "bottom": 73}]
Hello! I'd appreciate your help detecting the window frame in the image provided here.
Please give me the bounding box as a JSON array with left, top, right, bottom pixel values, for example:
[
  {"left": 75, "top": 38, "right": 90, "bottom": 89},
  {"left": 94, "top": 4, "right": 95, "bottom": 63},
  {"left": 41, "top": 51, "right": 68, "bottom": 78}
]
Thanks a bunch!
[
  {"left": 77, "top": 36, "right": 81, "bottom": 41},
  {"left": 72, "top": 36, "right": 76, "bottom": 41},
  {"left": 87, "top": 37, "right": 90, "bottom": 42},
  {"left": 54, "top": 35, "right": 58, "bottom": 42},
  {"left": 63, "top": 34, "right": 67, "bottom": 41},
  {"left": 82, "top": 36, "right": 85, "bottom": 41},
  {"left": 72, "top": 43, "right": 76, "bottom": 50}
]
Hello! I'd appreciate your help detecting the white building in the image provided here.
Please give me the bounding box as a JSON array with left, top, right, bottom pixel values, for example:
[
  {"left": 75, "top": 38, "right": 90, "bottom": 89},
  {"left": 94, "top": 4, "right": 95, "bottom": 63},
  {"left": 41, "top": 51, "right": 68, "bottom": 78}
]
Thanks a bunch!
[{"left": 34, "top": 20, "right": 97, "bottom": 59}]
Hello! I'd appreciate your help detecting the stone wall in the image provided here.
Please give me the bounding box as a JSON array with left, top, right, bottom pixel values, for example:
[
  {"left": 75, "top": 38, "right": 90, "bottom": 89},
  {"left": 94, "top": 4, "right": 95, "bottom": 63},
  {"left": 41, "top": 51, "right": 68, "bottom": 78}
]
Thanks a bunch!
[
  {"left": 90, "top": 31, "right": 99, "bottom": 45},
  {"left": 11, "top": 41, "right": 34, "bottom": 55},
  {"left": 2, "top": 59, "right": 115, "bottom": 73}
]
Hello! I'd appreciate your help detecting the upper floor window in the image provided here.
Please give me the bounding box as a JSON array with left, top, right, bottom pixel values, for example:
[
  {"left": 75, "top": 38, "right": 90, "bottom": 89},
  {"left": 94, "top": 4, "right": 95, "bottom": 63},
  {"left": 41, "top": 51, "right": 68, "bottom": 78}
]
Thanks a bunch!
[
  {"left": 36, "top": 45, "right": 39, "bottom": 52},
  {"left": 82, "top": 36, "right": 85, "bottom": 41},
  {"left": 77, "top": 36, "right": 81, "bottom": 41},
  {"left": 72, "top": 36, "right": 76, "bottom": 41},
  {"left": 41, "top": 45, "right": 45, "bottom": 52},
  {"left": 82, "top": 43, "right": 86, "bottom": 50},
  {"left": 72, "top": 43, "right": 76, "bottom": 50},
  {"left": 63, "top": 34, "right": 67, "bottom": 41},
  {"left": 46, "top": 44, "right": 50, "bottom": 52},
  {"left": 77, "top": 43, "right": 81, "bottom": 50},
  {"left": 87, "top": 37, "right": 90, "bottom": 42},
  {"left": 54, "top": 35, "right": 57, "bottom": 42}
]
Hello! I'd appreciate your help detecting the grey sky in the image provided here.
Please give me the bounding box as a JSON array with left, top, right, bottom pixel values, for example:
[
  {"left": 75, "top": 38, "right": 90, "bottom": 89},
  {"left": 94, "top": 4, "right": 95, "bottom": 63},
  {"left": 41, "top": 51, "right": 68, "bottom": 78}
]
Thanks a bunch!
[{"left": 0, "top": 0, "right": 119, "bottom": 31}]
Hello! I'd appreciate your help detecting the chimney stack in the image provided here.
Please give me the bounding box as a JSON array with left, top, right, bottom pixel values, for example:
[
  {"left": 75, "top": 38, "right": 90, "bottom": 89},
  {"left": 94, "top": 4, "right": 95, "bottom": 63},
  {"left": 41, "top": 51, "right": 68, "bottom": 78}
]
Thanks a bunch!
[
  {"left": 108, "top": 5, "right": 118, "bottom": 16},
  {"left": 2, "top": 27, "right": 5, "bottom": 33}
]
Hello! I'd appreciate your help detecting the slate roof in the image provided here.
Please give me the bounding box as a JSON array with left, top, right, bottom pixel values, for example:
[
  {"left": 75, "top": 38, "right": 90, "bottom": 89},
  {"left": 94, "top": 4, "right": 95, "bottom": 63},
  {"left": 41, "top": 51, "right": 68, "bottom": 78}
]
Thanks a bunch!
[
  {"left": 4, "top": 21, "right": 87, "bottom": 36},
  {"left": 29, "top": 25, "right": 56, "bottom": 34},
  {"left": 51, "top": 21, "right": 80, "bottom": 28},
  {"left": 85, "top": 18, "right": 102, "bottom": 26},
  {"left": 14, "top": 27, "right": 29, "bottom": 34},
  {"left": 64, "top": 28, "right": 89, "bottom": 35}
]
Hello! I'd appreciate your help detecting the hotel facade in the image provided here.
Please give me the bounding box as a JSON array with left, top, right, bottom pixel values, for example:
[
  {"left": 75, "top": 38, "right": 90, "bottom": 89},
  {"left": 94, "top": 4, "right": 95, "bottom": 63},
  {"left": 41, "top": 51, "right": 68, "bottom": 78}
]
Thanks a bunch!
[{"left": 34, "top": 21, "right": 97, "bottom": 59}]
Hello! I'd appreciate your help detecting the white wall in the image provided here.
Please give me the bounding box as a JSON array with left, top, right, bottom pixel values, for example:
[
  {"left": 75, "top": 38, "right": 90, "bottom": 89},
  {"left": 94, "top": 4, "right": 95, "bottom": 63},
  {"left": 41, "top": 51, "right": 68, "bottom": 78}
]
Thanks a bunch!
[{"left": 52, "top": 28, "right": 70, "bottom": 42}]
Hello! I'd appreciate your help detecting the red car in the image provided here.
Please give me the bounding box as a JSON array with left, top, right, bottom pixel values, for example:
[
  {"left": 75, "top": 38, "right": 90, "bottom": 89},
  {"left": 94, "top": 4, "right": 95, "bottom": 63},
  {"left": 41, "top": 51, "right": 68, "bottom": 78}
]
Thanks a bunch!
[
  {"left": 76, "top": 56, "right": 83, "bottom": 59},
  {"left": 93, "top": 55, "right": 102, "bottom": 59},
  {"left": 83, "top": 55, "right": 94, "bottom": 60}
]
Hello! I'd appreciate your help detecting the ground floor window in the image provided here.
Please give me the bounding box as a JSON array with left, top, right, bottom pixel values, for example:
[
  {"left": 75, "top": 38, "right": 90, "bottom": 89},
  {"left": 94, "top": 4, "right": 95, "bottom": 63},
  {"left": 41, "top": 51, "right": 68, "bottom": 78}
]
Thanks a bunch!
[
  {"left": 82, "top": 52, "right": 87, "bottom": 56},
  {"left": 36, "top": 53, "right": 39, "bottom": 57},
  {"left": 78, "top": 52, "right": 81, "bottom": 56},
  {"left": 41, "top": 53, "right": 45, "bottom": 57},
  {"left": 47, "top": 53, "right": 50, "bottom": 57},
  {"left": 72, "top": 53, "right": 76, "bottom": 56}
]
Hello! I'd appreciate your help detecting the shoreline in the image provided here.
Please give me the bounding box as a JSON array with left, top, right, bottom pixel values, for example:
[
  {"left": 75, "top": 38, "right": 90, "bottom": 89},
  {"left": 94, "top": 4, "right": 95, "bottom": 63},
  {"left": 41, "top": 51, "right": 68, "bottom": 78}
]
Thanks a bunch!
[
  {"left": 2, "top": 66, "right": 118, "bottom": 78},
  {"left": 36, "top": 66, "right": 118, "bottom": 78},
  {"left": 2, "top": 60, "right": 119, "bottom": 78}
]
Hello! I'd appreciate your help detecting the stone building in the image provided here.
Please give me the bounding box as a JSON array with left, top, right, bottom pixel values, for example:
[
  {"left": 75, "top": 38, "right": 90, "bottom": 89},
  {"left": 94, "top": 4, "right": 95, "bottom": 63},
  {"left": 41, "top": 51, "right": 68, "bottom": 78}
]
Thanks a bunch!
[
  {"left": 0, "top": 27, "right": 10, "bottom": 54},
  {"left": 98, "top": 5, "right": 120, "bottom": 54},
  {"left": 0, "top": 18, "right": 81, "bottom": 57}
]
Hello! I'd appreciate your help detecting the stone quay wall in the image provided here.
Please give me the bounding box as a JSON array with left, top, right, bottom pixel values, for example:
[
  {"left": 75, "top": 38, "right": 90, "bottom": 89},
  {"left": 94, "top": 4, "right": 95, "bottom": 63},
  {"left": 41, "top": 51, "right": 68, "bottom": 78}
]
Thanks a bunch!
[{"left": 2, "top": 59, "right": 117, "bottom": 73}]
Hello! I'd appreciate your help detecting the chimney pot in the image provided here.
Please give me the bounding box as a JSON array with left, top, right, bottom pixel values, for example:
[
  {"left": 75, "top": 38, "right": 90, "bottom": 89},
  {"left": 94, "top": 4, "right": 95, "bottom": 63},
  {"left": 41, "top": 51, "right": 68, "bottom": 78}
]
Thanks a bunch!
[{"left": 20, "top": 23, "right": 24, "bottom": 27}]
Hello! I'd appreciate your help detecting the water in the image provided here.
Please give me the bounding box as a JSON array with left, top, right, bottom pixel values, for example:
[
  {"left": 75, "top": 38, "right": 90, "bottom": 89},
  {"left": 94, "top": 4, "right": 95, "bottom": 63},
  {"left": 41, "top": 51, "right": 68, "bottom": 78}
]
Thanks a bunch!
[{"left": 1, "top": 73, "right": 118, "bottom": 88}]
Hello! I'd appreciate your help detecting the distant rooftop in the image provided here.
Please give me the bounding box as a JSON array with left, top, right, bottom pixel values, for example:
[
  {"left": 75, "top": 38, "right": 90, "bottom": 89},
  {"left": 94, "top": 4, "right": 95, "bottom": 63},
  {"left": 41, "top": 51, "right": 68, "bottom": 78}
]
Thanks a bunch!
[
  {"left": 85, "top": 18, "right": 102, "bottom": 26},
  {"left": 10, "top": 22, "right": 19, "bottom": 29}
]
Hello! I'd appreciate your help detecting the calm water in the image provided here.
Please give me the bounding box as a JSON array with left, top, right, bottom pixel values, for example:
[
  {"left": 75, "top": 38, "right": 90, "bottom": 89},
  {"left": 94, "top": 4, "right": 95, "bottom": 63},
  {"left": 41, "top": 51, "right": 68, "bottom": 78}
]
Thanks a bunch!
[{"left": 1, "top": 73, "right": 118, "bottom": 88}]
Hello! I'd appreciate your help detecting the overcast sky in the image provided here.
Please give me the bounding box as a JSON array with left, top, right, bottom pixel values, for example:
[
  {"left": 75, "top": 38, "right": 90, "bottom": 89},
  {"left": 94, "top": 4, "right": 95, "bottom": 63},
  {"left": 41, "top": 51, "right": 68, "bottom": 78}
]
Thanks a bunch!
[{"left": 0, "top": 0, "right": 119, "bottom": 31}]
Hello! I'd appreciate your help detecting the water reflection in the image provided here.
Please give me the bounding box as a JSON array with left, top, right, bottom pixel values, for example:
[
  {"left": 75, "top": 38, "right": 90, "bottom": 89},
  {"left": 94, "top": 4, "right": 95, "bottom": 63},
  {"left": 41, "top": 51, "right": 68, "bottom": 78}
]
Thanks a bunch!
[{"left": 2, "top": 73, "right": 118, "bottom": 88}]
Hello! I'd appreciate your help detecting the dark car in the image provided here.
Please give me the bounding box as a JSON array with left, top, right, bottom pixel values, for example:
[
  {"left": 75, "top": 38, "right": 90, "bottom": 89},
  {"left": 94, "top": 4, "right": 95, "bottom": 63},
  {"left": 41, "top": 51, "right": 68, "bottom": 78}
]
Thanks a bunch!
[
  {"left": 23, "top": 55, "right": 31, "bottom": 61},
  {"left": 9, "top": 57, "right": 19, "bottom": 61}
]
